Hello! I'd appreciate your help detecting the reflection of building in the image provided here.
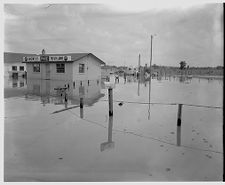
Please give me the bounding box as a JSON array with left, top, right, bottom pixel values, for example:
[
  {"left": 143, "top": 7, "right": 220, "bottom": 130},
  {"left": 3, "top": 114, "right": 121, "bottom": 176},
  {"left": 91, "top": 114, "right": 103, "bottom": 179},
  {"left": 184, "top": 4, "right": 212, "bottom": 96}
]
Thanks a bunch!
[
  {"left": 23, "top": 50, "right": 105, "bottom": 81},
  {"left": 26, "top": 78, "right": 104, "bottom": 106},
  {"left": 5, "top": 77, "right": 26, "bottom": 88},
  {"left": 4, "top": 77, "right": 27, "bottom": 98}
]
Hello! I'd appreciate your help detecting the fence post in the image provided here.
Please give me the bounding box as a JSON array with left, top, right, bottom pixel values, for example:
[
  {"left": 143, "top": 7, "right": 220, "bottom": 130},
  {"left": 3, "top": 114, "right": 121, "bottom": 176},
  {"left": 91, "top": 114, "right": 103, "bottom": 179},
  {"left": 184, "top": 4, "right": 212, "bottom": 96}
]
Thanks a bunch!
[
  {"left": 177, "top": 104, "right": 182, "bottom": 126},
  {"left": 108, "top": 88, "right": 113, "bottom": 116},
  {"left": 64, "top": 91, "right": 68, "bottom": 102}
]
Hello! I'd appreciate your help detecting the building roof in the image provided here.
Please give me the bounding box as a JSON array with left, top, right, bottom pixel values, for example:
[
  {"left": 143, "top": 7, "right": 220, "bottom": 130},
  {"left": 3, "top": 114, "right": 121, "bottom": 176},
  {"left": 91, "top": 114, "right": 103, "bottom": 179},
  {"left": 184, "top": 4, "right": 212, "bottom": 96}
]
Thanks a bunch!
[
  {"left": 4, "top": 52, "right": 36, "bottom": 64},
  {"left": 22, "top": 53, "right": 105, "bottom": 65}
]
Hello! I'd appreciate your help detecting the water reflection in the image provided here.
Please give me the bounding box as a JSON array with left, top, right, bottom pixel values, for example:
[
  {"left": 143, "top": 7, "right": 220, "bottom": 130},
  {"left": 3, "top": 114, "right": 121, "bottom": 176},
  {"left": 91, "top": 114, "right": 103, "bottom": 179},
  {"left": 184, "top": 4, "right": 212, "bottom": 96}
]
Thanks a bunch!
[
  {"left": 25, "top": 78, "right": 104, "bottom": 106},
  {"left": 137, "top": 77, "right": 140, "bottom": 96},
  {"left": 80, "top": 106, "right": 84, "bottom": 118},
  {"left": 177, "top": 126, "right": 181, "bottom": 146},
  {"left": 148, "top": 77, "right": 151, "bottom": 120},
  {"left": 177, "top": 75, "right": 192, "bottom": 83},
  {"left": 100, "top": 116, "right": 114, "bottom": 152},
  {"left": 6, "top": 77, "right": 27, "bottom": 88}
]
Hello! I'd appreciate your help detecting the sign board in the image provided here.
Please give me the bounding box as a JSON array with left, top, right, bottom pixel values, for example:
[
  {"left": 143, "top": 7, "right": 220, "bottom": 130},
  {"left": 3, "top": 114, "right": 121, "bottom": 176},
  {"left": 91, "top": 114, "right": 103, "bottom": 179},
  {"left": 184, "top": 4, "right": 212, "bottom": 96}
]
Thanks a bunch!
[
  {"left": 104, "top": 82, "right": 115, "bottom": 89},
  {"left": 49, "top": 56, "right": 72, "bottom": 61},
  {"left": 23, "top": 56, "right": 40, "bottom": 62},
  {"left": 40, "top": 56, "right": 49, "bottom": 62},
  {"left": 23, "top": 55, "right": 72, "bottom": 62}
]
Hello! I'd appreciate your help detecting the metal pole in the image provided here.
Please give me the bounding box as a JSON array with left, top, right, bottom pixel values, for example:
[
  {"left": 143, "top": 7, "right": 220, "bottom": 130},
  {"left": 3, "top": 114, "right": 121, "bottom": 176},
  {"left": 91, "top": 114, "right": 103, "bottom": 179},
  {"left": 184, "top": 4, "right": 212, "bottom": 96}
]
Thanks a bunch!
[
  {"left": 150, "top": 35, "right": 153, "bottom": 76},
  {"left": 138, "top": 54, "right": 141, "bottom": 74}
]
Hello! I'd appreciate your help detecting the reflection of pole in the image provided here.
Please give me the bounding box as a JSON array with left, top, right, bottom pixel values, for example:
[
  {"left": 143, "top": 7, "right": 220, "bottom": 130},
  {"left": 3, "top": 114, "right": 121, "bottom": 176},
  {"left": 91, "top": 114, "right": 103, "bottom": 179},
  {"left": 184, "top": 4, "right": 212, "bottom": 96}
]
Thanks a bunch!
[
  {"left": 148, "top": 79, "right": 151, "bottom": 120},
  {"left": 138, "top": 78, "right": 140, "bottom": 96},
  {"left": 108, "top": 116, "right": 113, "bottom": 142},
  {"left": 100, "top": 115, "right": 114, "bottom": 152},
  {"left": 108, "top": 88, "right": 113, "bottom": 116},
  {"left": 177, "top": 125, "right": 181, "bottom": 146}
]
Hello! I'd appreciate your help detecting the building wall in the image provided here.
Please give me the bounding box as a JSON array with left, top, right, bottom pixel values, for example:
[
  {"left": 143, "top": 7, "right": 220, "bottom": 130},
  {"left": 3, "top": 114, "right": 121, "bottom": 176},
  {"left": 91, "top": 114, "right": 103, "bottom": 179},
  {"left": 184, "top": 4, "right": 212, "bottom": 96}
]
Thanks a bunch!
[
  {"left": 26, "top": 62, "right": 73, "bottom": 80},
  {"left": 49, "top": 62, "right": 73, "bottom": 80},
  {"left": 72, "top": 55, "right": 101, "bottom": 81},
  {"left": 26, "top": 55, "right": 102, "bottom": 81}
]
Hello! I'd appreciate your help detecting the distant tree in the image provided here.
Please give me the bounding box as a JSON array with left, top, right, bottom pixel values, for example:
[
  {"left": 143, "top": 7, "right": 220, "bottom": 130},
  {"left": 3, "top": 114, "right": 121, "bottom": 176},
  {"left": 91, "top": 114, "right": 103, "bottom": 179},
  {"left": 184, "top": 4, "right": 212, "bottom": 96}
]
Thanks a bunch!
[
  {"left": 179, "top": 61, "right": 186, "bottom": 70},
  {"left": 216, "top": 66, "right": 223, "bottom": 69}
]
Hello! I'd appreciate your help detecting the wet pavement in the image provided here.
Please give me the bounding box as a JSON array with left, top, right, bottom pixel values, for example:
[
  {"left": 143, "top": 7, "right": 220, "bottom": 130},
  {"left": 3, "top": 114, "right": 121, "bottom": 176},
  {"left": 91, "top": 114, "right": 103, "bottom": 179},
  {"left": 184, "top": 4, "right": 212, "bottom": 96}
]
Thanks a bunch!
[{"left": 4, "top": 75, "right": 223, "bottom": 181}]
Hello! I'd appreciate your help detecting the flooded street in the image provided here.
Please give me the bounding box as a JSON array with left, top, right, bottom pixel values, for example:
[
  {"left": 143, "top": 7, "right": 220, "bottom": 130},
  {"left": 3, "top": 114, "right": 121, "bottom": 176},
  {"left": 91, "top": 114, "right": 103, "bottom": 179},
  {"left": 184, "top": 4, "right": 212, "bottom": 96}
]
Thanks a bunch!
[{"left": 4, "top": 75, "right": 223, "bottom": 181}]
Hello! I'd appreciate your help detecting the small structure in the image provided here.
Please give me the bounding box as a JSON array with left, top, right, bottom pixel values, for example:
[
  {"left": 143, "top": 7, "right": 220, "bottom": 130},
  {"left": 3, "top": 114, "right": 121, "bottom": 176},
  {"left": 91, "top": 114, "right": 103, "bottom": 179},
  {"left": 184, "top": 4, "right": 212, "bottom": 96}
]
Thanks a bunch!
[{"left": 22, "top": 50, "right": 105, "bottom": 81}]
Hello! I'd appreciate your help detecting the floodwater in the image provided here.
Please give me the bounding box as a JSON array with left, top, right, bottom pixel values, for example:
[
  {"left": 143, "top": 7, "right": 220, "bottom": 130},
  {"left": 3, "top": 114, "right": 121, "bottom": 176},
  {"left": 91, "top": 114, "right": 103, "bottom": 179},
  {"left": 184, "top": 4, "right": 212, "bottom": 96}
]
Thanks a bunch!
[{"left": 4, "top": 75, "right": 223, "bottom": 181}]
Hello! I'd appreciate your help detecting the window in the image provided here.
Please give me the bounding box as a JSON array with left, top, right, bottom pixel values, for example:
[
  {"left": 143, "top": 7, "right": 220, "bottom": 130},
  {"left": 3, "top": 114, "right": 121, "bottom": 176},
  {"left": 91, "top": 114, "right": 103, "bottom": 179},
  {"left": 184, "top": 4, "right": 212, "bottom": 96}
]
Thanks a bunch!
[
  {"left": 79, "top": 64, "right": 85, "bottom": 73},
  {"left": 56, "top": 63, "right": 65, "bottom": 73},
  {"left": 33, "top": 64, "right": 40, "bottom": 72},
  {"left": 20, "top": 66, "right": 24, "bottom": 71},
  {"left": 12, "top": 66, "right": 17, "bottom": 71}
]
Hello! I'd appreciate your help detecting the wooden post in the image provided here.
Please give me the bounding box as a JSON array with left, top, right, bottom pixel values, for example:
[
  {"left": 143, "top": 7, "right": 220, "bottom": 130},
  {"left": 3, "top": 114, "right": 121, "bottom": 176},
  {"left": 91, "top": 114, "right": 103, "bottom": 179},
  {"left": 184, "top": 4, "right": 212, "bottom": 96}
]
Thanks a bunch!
[
  {"left": 108, "top": 88, "right": 113, "bottom": 116},
  {"left": 80, "top": 97, "right": 83, "bottom": 109},
  {"left": 64, "top": 91, "right": 68, "bottom": 102},
  {"left": 177, "top": 104, "right": 182, "bottom": 126}
]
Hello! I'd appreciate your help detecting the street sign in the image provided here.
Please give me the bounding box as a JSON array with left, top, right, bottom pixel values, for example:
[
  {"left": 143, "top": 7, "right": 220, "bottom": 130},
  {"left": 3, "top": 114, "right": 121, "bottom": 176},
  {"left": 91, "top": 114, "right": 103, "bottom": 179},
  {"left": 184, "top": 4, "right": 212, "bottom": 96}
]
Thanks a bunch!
[{"left": 104, "top": 82, "right": 115, "bottom": 89}]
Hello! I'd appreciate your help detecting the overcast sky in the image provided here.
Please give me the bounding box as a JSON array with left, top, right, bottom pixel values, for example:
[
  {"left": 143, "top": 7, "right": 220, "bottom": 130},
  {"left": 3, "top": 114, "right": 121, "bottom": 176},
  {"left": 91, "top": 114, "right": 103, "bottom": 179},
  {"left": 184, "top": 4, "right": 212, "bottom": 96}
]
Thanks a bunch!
[{"left": 4, "top": 3, "right": 223, "bottom": 67}]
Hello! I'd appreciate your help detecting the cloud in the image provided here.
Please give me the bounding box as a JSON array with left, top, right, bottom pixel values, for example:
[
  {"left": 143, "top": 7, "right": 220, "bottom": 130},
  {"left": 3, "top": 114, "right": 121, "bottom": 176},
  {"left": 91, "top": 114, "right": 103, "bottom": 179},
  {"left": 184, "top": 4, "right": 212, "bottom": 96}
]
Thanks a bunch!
[{"left": 4, "top": 3, "right": 223, "bottom": 67}]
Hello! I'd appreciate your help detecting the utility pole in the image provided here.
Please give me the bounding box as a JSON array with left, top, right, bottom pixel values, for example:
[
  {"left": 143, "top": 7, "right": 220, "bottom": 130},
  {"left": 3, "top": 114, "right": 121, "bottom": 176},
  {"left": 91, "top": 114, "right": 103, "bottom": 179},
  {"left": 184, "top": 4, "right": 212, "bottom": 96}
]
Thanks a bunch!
[
  {"left": 149, "top": 34, "right": 156, "bottom": 75},
  {"left": 138, "top": 54, "right": 141, "bottom": 74},
  {"left": 148, "top": 34, "right": 156, "bottom": 120},
  {"left": 150, "top": 35, "right": 153, "bottom": 76}
]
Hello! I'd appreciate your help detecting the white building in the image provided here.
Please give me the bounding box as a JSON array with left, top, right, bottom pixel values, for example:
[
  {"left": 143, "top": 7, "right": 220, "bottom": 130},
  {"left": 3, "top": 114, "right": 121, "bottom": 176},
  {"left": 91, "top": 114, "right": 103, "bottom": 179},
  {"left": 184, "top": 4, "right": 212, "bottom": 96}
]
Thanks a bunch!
[
  {"left": 22, "top": 51, "right": 105, "bottom": 82},
  {"left": 5, "top": 62, "right": 26, "bottom": 78}
]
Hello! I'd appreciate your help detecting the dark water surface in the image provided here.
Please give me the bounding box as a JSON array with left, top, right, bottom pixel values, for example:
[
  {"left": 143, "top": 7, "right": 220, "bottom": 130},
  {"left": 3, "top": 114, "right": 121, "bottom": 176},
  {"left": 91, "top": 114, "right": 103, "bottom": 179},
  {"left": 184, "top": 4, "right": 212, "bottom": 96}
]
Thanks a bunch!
[{"left": 4, "top": 75, "right": 223, "bottom": 181}]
